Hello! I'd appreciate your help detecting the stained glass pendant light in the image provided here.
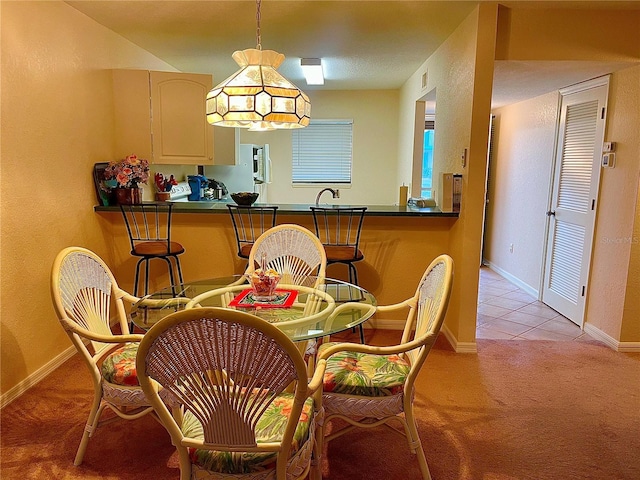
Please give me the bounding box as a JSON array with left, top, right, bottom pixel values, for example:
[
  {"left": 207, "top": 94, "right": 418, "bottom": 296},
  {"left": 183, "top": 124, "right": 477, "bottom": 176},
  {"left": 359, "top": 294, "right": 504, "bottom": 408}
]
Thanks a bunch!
[{"left": 205, "top": 0, "right": 311, "bottom": 131}]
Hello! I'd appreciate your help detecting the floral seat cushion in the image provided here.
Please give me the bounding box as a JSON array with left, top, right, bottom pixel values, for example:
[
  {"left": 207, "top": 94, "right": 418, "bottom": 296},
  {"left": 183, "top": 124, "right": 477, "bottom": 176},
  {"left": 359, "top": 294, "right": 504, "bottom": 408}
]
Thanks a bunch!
[
  {"left": 319, "top": 342, "right": 410, "bottom": 397},
  {"left": 100, "top": 343, "right": 139, "bottom": 386},
  {"left": 181, "top": 392, "right": 314, "bottom": 474}
]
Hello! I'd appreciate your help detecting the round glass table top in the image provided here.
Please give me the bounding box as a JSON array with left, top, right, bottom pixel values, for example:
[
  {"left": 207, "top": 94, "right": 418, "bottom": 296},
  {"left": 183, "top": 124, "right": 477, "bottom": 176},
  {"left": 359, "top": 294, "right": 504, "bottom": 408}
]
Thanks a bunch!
[{"left": 131, "top": 276, "right": 376, "bottom": 342}]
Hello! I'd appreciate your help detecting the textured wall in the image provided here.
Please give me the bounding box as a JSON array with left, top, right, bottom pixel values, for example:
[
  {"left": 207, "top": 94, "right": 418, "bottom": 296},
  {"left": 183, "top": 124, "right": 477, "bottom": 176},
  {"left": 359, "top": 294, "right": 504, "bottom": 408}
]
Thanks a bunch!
[
  {"left": 486, "top": 91, "right": 558, "bottom": 292},
  {"left": 0, "top": 1, "right": 175, "bottom": 397},
  {"left": 588, "top": 65, "right": 640, "bottom": 342},
  {"left": 398, "top": 4, "right": 498, "bottom": 344},
  {"left": 240, "top": 89, "right": 401, "bottom": 207}
]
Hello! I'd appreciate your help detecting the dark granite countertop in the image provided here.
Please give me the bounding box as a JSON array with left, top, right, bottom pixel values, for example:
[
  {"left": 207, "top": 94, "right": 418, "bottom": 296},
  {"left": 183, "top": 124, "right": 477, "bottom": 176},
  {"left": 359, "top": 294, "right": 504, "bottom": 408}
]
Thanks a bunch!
[{"left": 95, "top": 200, "right": 459, "bottom": 218}]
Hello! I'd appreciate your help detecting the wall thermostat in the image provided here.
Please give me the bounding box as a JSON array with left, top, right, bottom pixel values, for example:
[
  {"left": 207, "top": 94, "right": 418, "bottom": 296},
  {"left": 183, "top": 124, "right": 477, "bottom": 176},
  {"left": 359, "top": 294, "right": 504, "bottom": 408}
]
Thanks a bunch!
[{"left": 602, "top": 152, "right": 616, "bottom": 168}]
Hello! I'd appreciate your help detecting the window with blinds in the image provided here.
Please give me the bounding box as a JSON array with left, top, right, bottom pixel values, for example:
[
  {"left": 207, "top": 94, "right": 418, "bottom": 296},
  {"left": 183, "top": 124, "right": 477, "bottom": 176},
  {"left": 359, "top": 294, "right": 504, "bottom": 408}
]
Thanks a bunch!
[{"left": 292, "top": 120, "right": 353, "bottom": 184}]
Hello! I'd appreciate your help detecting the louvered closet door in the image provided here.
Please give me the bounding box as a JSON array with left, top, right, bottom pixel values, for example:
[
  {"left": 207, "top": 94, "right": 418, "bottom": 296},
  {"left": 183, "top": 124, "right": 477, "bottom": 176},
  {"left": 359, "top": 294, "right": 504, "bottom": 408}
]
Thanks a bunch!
[{"left": 542, "top": 79, "right": 608, "bottom": 327}]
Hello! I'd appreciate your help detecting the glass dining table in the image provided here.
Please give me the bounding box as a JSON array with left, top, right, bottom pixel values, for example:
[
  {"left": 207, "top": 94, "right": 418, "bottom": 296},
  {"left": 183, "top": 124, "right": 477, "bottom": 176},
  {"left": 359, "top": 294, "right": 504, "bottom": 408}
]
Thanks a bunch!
[{"left": 130, "top": 275, "right": 377, "bottom": 342}]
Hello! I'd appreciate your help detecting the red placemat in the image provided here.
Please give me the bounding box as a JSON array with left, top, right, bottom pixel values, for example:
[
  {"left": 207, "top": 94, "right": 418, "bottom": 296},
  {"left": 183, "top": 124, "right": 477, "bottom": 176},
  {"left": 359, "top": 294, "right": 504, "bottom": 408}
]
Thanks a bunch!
[{"left": 228, "top": 289, "right": 298, "bottom": 308}]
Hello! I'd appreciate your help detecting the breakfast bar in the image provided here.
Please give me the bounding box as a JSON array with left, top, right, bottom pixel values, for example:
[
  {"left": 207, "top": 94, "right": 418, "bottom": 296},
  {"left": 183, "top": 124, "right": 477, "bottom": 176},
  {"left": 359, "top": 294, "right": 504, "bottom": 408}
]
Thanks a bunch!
[{"left": 95, "top": 201, "right": 458, "bottom": 326}]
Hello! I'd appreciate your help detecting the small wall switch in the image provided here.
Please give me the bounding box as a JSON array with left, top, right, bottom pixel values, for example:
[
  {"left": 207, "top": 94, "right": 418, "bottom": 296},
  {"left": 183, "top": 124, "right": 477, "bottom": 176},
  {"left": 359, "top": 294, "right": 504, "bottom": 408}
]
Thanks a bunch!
[
  {"left": 461, "top": 148, "right": 468, "bottom": 168},
  {"left": 603, "top": 142, "right": 615, "bottom": 153},
  {"left": 509, "top": 243, "right": 514, "bottom": 253},
  {"left": 602, "top": 152, "right": 616, "bottom": 168}
]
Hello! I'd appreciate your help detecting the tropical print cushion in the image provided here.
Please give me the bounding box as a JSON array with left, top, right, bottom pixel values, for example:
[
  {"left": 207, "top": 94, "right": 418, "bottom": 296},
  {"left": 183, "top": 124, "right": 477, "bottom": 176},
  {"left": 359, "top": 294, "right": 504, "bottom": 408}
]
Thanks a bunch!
[
  {"left": 320, "top": 342, "right": 410, "bottom": 397},
  {"left": 182, "top": 392, "right": 314, "bottom": 474},
  {"left": 100, "top": 343, "right": 139, "bottom": 386}
]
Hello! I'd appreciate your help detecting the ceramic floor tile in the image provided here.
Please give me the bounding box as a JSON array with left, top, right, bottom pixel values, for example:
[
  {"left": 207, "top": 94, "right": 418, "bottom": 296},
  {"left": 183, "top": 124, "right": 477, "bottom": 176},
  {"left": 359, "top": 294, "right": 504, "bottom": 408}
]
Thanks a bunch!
[
  {"left": 476, "top": 328, "right": 517, "bottom": 340},
  {"left": 516, "top": 328, "right": 576, "bottom": 341},
  {"left": 536, "top": 317, "right": 582, "bottom": 337},
  {"left": 482, "top": 296, "right": 531, "bottom": 311},
  {"left": 477, "top": 303, "right": 513, "bottom": 318},
  {"left": 499, "top": 310, "right": 550, "bottom": 328},
  {"left": 500, "top": 290, "right": 537, "bottom": 304},
  {"left": 476, "top": 313, "right": 497, "bottom": 326},
  {"left": 477, "top": 292, "right": 500, "bottom": 304},
  {"left": 476, "top": 266, "right": 597, "bottom": 344},
  {"left": 481, "top": 318, "right": 534, "bottom": 336},
  {"left": 516, "top": 302, "right": 560, "bottom": 320}
]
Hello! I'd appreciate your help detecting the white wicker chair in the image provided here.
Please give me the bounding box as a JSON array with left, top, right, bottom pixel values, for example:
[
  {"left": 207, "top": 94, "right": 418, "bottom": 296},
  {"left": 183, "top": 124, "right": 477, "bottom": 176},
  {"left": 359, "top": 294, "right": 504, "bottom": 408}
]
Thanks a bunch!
[
  {"left": 244, "top": 224, "right": 327, "bottom": 288},
  {"left": 136, "top": 307, "right": 327, "bottom": 480},
  {"left": 317, "top": 254, "right": 454, "bottom": 480},
  {"left": 50, "top": 246, "right": 157, "bottom": 465}
]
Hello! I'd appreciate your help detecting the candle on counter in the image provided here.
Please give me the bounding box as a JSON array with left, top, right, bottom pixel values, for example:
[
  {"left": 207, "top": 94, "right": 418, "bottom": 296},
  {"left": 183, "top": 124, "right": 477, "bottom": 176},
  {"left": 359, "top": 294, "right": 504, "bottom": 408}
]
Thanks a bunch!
[{"left": 399, "top": 184, "right": 408, "bottom": 206}]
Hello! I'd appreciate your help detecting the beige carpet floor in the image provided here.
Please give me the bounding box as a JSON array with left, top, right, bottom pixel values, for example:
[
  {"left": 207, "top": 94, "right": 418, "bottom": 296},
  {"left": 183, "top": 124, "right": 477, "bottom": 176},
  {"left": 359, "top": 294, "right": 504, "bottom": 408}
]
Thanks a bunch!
[{"left": 2, "top": 330, "right": 639, "bottom": 479}]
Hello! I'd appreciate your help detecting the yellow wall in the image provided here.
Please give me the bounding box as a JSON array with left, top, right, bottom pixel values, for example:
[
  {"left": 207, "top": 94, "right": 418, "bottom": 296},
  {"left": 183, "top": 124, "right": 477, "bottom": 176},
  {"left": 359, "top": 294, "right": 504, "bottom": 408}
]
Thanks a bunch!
[
  {"left": 487, "top": 92, "right": 559, "bottom": 291},
  {"left": 486, "top": 4, "right": 640, "bottom": 345},
  {"left": 398, "top": 4, "right": 498, "bottom": 347},
  {"left": 0, "top": 1, "right": 176, "bottom": 398},
  {"left": 496, "top": 7, "right": 640, "bottom": 62},
  {"left": 589, "top": 65, "right": 640, "bottom": 342},
  {"left": 239, "top": 89, "right": 401, "bottom": 206}
]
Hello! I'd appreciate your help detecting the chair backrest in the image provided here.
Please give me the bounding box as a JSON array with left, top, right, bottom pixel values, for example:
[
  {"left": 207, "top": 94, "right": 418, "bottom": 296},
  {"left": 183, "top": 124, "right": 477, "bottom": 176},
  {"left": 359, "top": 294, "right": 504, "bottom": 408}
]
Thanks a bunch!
[
  {"left": 50, "top": 246, "right": 131, "bottom": 355},
  {"left": 245, "top": 224, "right": 327, "bottom": 287},
  {"left": 310, "top": 206, "right": 367, "bottom": 256},
  {"left": 136, "top": 307, "right": 309, "bottom": 457},
  {"left": 400, "top": 254, "right": 454, "bottom": 370},
  {"left": 227, "top": 205, "right": 278, "bottom": 259},
  {"left": 120, "top": 202, "right": 175, "bottom": 253}
]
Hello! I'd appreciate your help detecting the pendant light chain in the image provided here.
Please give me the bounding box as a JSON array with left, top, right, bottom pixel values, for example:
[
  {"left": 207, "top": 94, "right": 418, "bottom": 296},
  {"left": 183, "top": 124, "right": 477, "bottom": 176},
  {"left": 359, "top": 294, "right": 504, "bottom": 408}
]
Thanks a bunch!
[{"left": 255, "top": 0, "right": 262, "bottom": 51}]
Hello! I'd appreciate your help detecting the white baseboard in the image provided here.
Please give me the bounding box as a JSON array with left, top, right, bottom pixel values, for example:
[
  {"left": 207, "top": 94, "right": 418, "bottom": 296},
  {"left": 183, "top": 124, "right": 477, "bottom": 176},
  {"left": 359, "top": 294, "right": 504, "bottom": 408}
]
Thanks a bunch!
[
  {"left": 442, "top": 325, "right": 478, "bottom": 353},
  {"left": 483, "top": 261, "right": 539, "bottom": 299},
  {"left": 583, "top": 323, "right": 640, "bottom": 353},
  {"left": 0, "top": 344, "right": 77, "bottom": 409}
]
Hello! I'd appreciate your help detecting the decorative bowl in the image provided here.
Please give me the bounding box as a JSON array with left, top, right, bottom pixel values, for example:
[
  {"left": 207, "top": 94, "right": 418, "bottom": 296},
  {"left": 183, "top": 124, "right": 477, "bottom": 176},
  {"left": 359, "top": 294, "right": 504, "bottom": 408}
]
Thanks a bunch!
[
  {"left": 231, "top": 192, "right": 259, "bottom": 206},
  {"left": 249, "top": 268, "right": 281, "bottom": 301}
]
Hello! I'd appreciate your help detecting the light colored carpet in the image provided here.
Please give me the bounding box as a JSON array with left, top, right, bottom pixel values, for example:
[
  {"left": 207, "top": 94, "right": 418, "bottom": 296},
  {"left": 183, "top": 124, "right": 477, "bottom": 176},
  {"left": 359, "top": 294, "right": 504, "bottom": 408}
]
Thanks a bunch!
[{"left": 2, "top": 330, "right": 639, "bottom": 479}]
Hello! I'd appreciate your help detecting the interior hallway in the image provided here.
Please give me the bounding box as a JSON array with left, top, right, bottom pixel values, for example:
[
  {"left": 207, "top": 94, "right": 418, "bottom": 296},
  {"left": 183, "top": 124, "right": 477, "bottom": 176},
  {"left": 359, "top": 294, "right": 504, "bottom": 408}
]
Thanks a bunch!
[{"left": 476, "top": 267, "right": 593, "bottom": 342}]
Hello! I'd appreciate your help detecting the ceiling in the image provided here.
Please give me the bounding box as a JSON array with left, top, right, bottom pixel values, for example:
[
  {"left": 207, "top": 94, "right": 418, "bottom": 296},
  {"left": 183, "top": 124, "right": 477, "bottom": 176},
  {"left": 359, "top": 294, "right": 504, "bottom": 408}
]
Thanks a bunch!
[{"left": 66, "top": 0, "right": 639, "bottom": 109}]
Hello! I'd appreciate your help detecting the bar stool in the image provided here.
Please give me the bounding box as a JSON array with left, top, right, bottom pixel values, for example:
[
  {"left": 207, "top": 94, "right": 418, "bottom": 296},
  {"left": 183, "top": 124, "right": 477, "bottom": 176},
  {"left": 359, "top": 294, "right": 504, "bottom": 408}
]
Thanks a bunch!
[
  {"left": 227, "top": 204, "right": 278, "bottom": 265},
  {"left": 310, "top": 206, "right": 367, "bottom": 342},
  {"left": 119, "top": 202, "right": 185, "bottom": 297}
]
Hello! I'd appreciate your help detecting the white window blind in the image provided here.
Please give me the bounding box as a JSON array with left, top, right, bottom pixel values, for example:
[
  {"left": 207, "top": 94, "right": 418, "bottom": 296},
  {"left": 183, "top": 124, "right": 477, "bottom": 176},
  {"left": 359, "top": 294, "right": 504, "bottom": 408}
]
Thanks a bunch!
[{"left": 292, "top": 120, "right": 353, "bottom": 184}]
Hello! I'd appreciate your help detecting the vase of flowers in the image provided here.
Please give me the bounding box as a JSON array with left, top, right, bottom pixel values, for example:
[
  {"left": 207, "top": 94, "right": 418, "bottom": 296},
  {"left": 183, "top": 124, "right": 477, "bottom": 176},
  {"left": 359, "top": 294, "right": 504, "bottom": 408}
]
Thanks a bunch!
[{"left": 104, "top": 154, "right": 149, "bottom": 205}]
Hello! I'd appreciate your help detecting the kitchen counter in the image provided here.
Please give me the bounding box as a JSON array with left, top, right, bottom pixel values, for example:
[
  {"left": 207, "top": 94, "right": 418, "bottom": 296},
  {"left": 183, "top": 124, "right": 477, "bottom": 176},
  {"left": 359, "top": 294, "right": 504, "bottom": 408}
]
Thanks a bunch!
[
  {"left": 94, "top": 200, "right": 459, "bottom": 217},
  {"left": 95, "top": 199, "right": 456, "bottom": 323}
]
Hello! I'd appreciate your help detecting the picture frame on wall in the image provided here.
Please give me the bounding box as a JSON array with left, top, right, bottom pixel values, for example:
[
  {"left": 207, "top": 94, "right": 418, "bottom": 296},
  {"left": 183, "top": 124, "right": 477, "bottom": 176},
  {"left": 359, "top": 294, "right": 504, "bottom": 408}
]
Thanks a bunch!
[{"left": 92, "top": 162, "right": 116, "bottom": 206}]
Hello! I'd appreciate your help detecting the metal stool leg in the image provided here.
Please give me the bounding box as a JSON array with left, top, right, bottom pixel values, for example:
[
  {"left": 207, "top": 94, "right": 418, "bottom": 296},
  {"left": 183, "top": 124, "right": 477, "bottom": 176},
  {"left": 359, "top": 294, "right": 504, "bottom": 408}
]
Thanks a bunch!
[{"left": 347, "top": 262, "right": 366, "bottom": 344}]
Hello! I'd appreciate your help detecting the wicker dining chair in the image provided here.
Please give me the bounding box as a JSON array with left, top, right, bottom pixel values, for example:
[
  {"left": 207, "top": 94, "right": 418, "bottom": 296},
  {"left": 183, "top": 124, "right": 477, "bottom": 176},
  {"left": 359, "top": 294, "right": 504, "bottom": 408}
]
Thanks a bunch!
[
  {"left": 244, "top": 224, "right": 327, "bottom": 288},
  {"left": 136, "top": 307, "right": 327, "bottom": 480},
  {"left": 50, "top": 246, "right": 160, "bottom": 465},
  {"left": 316, "top": 254, "right": 454, "bottom": 480}
]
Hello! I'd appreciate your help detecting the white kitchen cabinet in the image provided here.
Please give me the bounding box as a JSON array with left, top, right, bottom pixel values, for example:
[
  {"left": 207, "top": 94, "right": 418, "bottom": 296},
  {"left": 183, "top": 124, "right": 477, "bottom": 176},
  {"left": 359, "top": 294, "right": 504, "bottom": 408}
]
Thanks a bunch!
[{"left": 112, "top": 70, "right": 236, "bottom": 165}]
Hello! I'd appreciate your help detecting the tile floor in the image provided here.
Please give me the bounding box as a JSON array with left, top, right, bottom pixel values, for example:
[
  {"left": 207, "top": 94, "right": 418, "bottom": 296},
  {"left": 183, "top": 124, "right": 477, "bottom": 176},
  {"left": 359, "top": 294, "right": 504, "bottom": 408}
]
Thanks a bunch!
[{"left": 476, "top": 266, "right": 593, "bottom": 341}]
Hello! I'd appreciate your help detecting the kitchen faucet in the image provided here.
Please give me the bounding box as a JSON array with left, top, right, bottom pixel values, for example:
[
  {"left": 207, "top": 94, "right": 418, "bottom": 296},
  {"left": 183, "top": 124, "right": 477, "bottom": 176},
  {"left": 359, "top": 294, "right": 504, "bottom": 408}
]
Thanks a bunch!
[{"left": 315, "top": 188, "right": 340, "bottom": 205}]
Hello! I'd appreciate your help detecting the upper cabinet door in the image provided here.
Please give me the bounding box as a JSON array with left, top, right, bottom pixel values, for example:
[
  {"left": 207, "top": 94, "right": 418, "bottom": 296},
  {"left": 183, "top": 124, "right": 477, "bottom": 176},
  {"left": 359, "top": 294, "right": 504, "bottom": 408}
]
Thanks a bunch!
[{"left": 150, "top": 71, "right": 214, "bottom": 165}]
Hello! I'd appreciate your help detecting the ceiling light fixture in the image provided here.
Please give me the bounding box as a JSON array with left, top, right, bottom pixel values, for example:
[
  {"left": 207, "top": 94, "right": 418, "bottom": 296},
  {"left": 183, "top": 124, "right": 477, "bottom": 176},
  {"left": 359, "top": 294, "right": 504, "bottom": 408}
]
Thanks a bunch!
[
  {"left": 205, "top": 0, "right": 310, "bottom": 131},
  {"left": 301, "top": 58, "right": 324, "bottom": 85}
]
